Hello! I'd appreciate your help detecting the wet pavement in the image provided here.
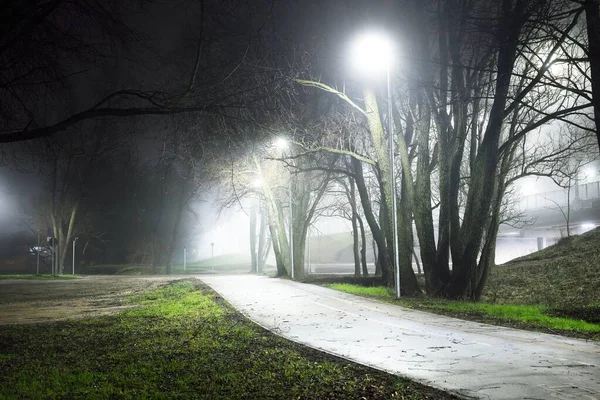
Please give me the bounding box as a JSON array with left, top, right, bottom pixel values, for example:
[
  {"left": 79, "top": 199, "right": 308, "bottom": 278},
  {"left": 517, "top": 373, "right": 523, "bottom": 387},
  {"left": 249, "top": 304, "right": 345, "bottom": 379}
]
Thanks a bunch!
[{"left": 200, "top": 274, "right": 600, "bottom": 400}]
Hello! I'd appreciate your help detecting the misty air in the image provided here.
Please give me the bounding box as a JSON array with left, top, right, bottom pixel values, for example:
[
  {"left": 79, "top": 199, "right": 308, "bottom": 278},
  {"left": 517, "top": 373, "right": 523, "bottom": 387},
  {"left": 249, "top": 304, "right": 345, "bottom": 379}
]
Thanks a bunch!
[{"left": 0, "top": 1, "right": 599, "bottom": 399}]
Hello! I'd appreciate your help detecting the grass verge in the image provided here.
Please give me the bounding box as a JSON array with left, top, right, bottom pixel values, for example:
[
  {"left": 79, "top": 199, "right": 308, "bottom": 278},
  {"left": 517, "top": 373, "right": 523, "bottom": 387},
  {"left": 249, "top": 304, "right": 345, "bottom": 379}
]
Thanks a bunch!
[
  {"left": 0, "top": 274, "right": 78, "bottom": 280},
  {"left": 326, "top": 283, "right": 600, "bottom": 340},
  {"left": 0, "top": 279, "right": 453, "bottom": 399}
]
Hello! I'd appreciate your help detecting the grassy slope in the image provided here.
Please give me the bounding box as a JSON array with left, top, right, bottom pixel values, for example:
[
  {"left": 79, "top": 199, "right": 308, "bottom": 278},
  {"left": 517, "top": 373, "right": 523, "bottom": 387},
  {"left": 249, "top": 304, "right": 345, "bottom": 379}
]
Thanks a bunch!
[
  {"left": 113, "top": 254, "right": 252, "bottom": 275},
  {"left": 309, "top": 232, "right": 354, "bottom": 263},
  {"left": 0, "top": 279, "right": 453, "bottom": 400},
  {"left": 186, "top": 253, "right": 250, "bottom": 268},
  {"left": 483, "top": 228, "right": 600, "bottom": 309}
]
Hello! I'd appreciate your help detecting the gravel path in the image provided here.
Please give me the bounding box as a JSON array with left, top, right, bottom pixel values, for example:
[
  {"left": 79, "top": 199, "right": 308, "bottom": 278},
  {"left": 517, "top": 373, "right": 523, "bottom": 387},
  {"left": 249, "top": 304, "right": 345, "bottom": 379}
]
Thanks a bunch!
[{"left": 0, "top": 275, "right": 177, "bottom": 324}]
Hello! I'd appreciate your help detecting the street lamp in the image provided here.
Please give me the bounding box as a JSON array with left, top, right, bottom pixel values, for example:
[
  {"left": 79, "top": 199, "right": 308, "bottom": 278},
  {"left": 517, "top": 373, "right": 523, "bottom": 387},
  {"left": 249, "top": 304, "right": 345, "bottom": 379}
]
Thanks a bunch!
[
  {"left": 251, "top": 178, "right": 263, "bottom": 189},
  {"left": 351, "top": 31, "right": 401, "bottom": 298},
  {"left": 274, "top": 137, "right": 294, "bottom": 279},
  {"left": 274, "top": 137, "right": 289, "bottom": 151}
]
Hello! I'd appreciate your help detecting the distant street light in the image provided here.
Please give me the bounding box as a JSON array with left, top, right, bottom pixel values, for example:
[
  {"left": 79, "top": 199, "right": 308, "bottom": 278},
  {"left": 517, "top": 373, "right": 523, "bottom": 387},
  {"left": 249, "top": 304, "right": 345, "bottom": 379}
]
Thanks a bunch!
[
  {"left": 251, "top": 178, "right": 263, "bottom": 189},
  {"left": 351, "top": 31, "right": 401, "bottom": 298},
  {"left": 274, "top": 137, "right": 294, "bottom": 280}
]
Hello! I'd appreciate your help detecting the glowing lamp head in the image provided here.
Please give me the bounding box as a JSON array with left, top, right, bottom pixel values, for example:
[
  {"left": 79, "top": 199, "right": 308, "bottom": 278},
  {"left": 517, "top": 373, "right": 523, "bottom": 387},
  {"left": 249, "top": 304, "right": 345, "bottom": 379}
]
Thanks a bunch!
[
  {"left": 251, "top": 179, "right": 263, "bottom": 188},
  {"left": 274, "top": 137, "right": 289, "bottom": 151},
  {"left": 350, "top": 31, "right": 394, "bottom": 76}
]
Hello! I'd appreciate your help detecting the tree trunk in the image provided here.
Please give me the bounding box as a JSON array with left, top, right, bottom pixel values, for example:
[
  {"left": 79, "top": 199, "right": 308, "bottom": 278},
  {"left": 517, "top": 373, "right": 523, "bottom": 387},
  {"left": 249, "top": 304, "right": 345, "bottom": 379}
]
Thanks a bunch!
[
  {"left": 58, "top": 203, "right": 79, "bottom": 275},
  {"left": 585, "top": 0, "right": 600, "bottom": 152},
  {"left": 357, "top": 214, "right": 369, "bottom": 276},
  {"left": 372, "top": 236, "right": 380, "bottom": 275},
  {"left": 249, "top": 202, "right": 258, "bottom": 273},
  {"left": 352, "top": 157, "right": 393, "bottom": 284},
  {"left": 398, "top": 184, "right": 421, "bottom": 295},
  {"left": 351, "top": 210, "right": 361, "bottom": 277},
  {"left": 447, "top": 1, "right": 528, "bottom": 299},
  {"left": 362, "top": 88, "right": 398, "bottom": 285},
  {"left": 257, "top": 211, "right": 267, "bottom": 273},
  {"left": 348, "top": 177, "right": 361, "bottom": 276}
]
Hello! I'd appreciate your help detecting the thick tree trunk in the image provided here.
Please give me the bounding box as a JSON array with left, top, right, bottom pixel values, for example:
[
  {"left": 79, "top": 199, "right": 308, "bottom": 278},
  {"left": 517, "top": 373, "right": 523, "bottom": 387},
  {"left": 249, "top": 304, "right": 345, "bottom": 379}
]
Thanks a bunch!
[
  {"left": 362, "top": 88, "right": 399, "bottom": 285},
  {"left": 348, "top": 177, "right": 361, "bottom": 276},
  {"left": 447, "top": 1, "right": 528, "bottom": 299},
  {"left": 351, "top": 209, "right": 361, "bottom": 277},
  {"left": 352, "top": 157, "right": 393, "bottom": 284},
  {"left": 58, "top": 203, "right": 79, "bottom": 274},
  {"left": 585, "top": 0, "right": 600, "bottom": 152},
  {"left": 267, "top": 221, "right": 286, "bottom": 276},
  {"left": 255, "top": 159, "right": 290, "bottom": 277},
  {"left": 393, "top": 98, "right": 421, "bottom": 296},
  {"left": 357, "top": 214, "right": 369, "bottom": 276},
  {"left": 257, "top": 212, "right": 267, "bottom": 273},
  {"left": 398, "top": 183, "right": 421, "bottom": 295},
  {"left": 372, "top": 236, "right": 381, "bottom": 275},
  {"left": 412, "top": 96, "right": 443, "bottom": 294}
]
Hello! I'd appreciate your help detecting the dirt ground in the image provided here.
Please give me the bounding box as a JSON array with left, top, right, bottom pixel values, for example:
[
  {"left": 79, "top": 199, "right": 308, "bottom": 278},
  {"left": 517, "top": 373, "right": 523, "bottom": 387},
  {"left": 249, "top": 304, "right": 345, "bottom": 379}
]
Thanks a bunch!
[{"left": 0, "top": 276, "right": 179, "bottom": 324}]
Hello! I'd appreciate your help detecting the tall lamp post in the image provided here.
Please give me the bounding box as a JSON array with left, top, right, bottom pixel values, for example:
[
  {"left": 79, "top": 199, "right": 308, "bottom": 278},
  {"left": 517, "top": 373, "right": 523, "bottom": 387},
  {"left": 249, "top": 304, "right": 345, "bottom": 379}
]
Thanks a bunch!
[
  {"left": 351, "top": 32, "right": 401, "bottom": 297},
  {"left": 275, "top": 137, "right": 294, "bottom": 279}
]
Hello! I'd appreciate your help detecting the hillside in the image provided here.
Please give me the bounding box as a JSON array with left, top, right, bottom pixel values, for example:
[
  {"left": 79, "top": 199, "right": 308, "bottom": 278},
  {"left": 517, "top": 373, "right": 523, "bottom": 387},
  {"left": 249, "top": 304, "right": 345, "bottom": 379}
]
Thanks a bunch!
[
  {"left": 309, "top": 232, "right": 375, "bottom": 264},
  {"left": 483, "top": 228, "right": 600, "bottom": 309}
]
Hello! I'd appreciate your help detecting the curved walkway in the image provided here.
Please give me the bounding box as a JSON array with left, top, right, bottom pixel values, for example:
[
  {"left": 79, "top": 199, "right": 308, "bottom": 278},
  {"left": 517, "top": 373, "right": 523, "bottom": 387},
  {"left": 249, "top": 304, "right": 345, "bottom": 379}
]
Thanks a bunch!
[{"left": 200, "top": 275, "right": 600, "bottom": 400}]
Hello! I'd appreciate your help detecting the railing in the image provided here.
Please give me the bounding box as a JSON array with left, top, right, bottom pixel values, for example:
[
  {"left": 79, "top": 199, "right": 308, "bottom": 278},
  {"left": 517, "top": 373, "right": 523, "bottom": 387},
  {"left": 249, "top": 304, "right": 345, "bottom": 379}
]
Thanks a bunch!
[{"left": 519, "top": 181, "right": 600, "bottom": 211}]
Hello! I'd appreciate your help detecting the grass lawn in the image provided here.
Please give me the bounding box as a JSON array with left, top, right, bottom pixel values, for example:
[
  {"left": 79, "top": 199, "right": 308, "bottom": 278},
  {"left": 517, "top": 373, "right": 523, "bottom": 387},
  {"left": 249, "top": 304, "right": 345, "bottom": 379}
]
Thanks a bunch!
[
  {"left": 483, "top": 229, "right": 600, "bottom": 310},
  {"left": 0, "top": 279, "right": 452, "bottom": 399},
  {"left": 0, "top": 274, "right": 78, "bottom": 280},
  {"left": 326, "top": 283, "right": 600, "bottom": 340}
]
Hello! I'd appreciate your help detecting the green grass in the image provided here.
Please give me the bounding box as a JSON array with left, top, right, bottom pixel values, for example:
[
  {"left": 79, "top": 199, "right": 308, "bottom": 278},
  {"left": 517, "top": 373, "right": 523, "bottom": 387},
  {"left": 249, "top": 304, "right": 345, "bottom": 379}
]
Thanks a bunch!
[
  {"left": 0, "top": 279, "right": 452, "bottom": 399},
  {"left": 327, "top": 283, "right": 394, "bottom": 298},
  {"left": 0, "top": 274, "right": 78, "bottom": 280},
  {"left": 326, "top": 283, "right": 600, "bottom": 339}
]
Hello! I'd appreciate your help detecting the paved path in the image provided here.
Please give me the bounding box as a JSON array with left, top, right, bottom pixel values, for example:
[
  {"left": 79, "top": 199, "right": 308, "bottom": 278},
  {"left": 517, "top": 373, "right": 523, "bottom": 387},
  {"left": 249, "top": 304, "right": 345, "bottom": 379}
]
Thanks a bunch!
[{"left": 200, "top": 275, "right": 600, "bottom": 400}]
